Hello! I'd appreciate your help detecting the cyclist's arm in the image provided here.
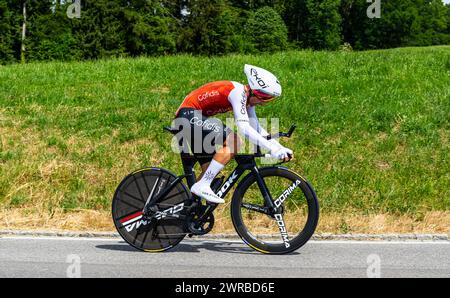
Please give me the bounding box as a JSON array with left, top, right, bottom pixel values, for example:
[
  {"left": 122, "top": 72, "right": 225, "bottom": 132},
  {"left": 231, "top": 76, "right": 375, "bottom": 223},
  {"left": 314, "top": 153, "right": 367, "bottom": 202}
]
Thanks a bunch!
[
  {"left": 228, "top": 83, "right": 276, "bottom": 152},
  {"left": 247, "top": 106, "right": 283, "bottom": 151},
  {"left": 247, "top": 106, "right": 269, "bottom": 137}
]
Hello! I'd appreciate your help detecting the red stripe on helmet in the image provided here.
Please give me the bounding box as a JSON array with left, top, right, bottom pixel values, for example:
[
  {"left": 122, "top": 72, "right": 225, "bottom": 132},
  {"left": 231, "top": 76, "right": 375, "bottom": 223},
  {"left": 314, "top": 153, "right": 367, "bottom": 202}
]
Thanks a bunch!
[{"left": 253, "top": 90, "right": 274, "bottom": 100}]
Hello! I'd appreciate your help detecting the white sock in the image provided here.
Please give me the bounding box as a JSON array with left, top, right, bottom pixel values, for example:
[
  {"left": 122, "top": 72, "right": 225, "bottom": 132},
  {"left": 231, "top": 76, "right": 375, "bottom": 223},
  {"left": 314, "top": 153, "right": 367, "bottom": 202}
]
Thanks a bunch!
[{"left": 198, "top": 160, "right": 224, "bottom": 186}]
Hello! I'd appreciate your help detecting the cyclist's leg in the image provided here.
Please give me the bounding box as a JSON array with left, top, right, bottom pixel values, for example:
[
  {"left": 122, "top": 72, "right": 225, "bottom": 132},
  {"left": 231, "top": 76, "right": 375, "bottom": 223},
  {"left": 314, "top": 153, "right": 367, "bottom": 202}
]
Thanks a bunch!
[
  {"left": 213, "top": 132, "right": 241, "bottom": 165},
  {"left": 188, "top": 112, "right": 239, "bottom": 203},
  {"left": 197, "top": 132, "right": 241, "bottom": 180}
]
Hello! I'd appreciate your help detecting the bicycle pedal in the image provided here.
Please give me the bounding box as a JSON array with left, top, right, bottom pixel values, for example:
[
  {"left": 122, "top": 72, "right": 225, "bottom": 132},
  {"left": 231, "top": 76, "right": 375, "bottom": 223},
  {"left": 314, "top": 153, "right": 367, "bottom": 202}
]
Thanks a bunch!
[{"left": 144, "top": 205, "right": 159, "bottom": 217}]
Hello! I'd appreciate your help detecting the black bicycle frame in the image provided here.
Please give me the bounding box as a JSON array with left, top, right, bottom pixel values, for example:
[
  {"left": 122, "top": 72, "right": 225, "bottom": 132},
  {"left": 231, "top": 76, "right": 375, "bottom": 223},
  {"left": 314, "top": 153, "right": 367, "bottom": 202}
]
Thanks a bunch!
[
  {"left": 186, "top": 154, "right": 279, "bottom": 224},
  {"left": 145, "top": 125, "right": 297, "bottom": 217},
  {"left": 145, "top": 153, "right": 276, "bottom": 217}
]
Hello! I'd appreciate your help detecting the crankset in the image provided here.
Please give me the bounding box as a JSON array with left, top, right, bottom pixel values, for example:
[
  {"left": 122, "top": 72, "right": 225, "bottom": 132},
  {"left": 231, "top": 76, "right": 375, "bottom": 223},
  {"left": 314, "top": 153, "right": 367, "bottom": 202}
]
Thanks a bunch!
[{"left": 187, "top": 213, "right": 215, "bottom": 236}]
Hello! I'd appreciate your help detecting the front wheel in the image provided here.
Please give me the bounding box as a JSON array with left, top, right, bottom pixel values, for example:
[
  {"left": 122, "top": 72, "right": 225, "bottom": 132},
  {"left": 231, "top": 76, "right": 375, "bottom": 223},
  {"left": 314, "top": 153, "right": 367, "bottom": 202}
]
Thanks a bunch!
[{"left": 231, "top": 167, "right": 319, "bottom": 254}]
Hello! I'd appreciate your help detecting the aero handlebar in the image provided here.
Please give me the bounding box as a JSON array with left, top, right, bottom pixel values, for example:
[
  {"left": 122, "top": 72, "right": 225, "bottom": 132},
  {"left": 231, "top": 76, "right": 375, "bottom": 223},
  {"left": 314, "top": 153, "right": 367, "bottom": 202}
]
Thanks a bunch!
[{"left": 265, "top": 125, "right": 297, "bottom": 140}]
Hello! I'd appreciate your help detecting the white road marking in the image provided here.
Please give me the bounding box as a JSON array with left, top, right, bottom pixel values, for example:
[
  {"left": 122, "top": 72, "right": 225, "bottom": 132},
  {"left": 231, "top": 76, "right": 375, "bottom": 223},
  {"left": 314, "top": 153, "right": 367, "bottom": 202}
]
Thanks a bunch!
[
  {"left": 0, "top": 236, "right": 449, "bottom": 245},
  {"left": 308, "top": 240, "right": 450, "bottom": 245},
  {"left": 0, "top": 236, "right": 120, "bottom": 242}
]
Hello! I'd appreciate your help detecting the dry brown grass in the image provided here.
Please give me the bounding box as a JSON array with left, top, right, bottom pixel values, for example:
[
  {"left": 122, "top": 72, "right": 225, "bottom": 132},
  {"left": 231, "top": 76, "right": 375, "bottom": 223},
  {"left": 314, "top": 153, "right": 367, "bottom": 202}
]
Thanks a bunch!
[
  {"left": 1, "top": 111, "right": 448, "bottom": 235},
  {"left": 1, "top": 207, "right": 448, "bottom": 234},
  {"left": 0, "top": 113, "right": 165, "bottom": 213},
  {"left": 315, "top": 211, "right": 450, "bottom": 234},
  {"left": 0, "top": 208, "right": 114, "bottom": 231}
]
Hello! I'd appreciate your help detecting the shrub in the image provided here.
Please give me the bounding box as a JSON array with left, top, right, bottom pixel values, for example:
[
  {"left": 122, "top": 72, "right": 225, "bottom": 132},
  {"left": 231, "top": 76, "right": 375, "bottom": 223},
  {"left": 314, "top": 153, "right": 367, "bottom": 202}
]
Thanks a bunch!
[{"left": 244, "top": 6, "right": 288, "bottom": 53}]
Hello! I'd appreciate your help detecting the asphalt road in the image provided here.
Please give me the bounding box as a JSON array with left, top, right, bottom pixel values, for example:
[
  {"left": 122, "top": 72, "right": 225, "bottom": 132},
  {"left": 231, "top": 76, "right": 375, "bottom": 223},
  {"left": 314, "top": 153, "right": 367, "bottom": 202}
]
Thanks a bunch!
[{"left": 0, "top": 236, "right": 449, "bottom": 278}]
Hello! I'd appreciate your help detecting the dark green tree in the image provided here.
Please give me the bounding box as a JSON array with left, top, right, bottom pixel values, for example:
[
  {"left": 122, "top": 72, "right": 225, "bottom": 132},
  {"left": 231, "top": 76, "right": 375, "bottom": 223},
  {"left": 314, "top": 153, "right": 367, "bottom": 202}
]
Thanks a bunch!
[
  {"left": 0, "top": 0, "right": 16, "bottom": 63},
  {"left": 367, "top": 0, "right": 418, "bottom": 49},
  {"left": 70, "top": 0, "right": 126, "bottom": 59},
  {"left": 282, "top": 0, "right": 308, "bottom": 46},
  {"left": 340, "top": 0, "right": 365, "bottom": 48},
  {"left": 26, "top": 1, "right": 78, "bottom": 61},
  {"left": 244, "top": 6, "right": 288, "bottom": 52},
  {"left": 339, "top": 0, "right": 449, "bottom": 49},
  {"left": 303, "top": 0, "right": 342, "bottom": 50},
  {"left": 122, "top": 0, "right": 177, "bottom": 56},
  {"left": 228, "top": 0, "right": 286, "bottom": 14},
  {"left": 447, "top": 3, "right": 450, "bottom": 34},
  {"left": 410, "top": 0, "right": 449, "bottom": 46},
  {"left": 282, "top": 0, "right": 342, "bottom": 50},
  {"left": 2, "top": 0, "right": 450, "bottom": 63},
  {"left": 177, "top": 0, "right": 246, "bottom": 55},
  {"left": 161, "top": 0, "right": 187, "bottom": 21}
]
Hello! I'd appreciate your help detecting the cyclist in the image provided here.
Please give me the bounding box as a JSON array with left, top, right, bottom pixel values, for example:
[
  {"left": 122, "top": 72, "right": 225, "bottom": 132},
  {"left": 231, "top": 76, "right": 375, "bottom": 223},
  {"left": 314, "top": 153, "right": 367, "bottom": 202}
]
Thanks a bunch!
[{"left": 174, "top": 65, "right": 293, "bottom": 204}]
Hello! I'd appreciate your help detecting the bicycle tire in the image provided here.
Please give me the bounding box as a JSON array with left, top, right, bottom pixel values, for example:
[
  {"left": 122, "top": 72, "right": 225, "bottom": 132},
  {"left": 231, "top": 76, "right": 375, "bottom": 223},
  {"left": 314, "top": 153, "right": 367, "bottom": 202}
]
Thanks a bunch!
[
  {"left": 231, "top": 167, "right": 319, "bottom": 254},
  {"left": 112, "top": 168, "right": 191, "bottom": 252}
]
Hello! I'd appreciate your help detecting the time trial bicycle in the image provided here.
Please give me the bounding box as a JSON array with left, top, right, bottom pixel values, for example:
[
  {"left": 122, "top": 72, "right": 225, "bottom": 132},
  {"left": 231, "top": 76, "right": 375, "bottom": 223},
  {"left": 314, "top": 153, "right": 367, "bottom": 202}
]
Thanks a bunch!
[{"left": 112, "top": 125, "right": 319, "bottom": 254}]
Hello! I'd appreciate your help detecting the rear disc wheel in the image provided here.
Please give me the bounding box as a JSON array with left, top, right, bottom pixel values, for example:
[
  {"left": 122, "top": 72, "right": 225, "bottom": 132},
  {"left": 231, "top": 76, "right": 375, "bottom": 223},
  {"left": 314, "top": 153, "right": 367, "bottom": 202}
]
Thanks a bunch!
[{"left": 112, "top": 168, "right": 191, "bottom": 252}]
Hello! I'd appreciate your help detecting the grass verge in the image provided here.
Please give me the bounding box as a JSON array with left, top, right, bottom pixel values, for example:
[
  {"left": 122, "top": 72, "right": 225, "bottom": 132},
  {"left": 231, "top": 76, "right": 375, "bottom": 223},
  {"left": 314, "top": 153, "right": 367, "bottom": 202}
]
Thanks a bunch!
[{"left": 0, "top": 46, "right": 449, "bottom": 233}]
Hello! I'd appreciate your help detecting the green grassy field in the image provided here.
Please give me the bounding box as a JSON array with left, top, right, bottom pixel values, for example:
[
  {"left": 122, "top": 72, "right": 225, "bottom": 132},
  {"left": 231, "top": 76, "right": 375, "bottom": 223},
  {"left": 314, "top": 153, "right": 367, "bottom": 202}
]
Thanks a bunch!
[{"left": 0, "top": 46, "right": 449, "bottom": 232}]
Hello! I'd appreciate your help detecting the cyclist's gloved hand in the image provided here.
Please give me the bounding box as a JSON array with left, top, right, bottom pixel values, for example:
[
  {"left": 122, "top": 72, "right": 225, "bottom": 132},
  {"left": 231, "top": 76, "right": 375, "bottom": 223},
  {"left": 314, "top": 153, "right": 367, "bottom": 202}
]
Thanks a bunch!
[
  {"left": 283, "top": 147, "right": 294, "bottom": 160},
  {"left": 271, "top": 147, "right": 293, "bottom": 161}
]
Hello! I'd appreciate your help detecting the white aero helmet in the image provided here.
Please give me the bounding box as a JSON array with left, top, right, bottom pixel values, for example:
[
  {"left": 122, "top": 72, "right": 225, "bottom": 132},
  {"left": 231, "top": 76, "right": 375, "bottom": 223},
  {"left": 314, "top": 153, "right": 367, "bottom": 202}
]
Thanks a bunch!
[{"left": 244, "top": 64, "right": 282, "bottom": 99}]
